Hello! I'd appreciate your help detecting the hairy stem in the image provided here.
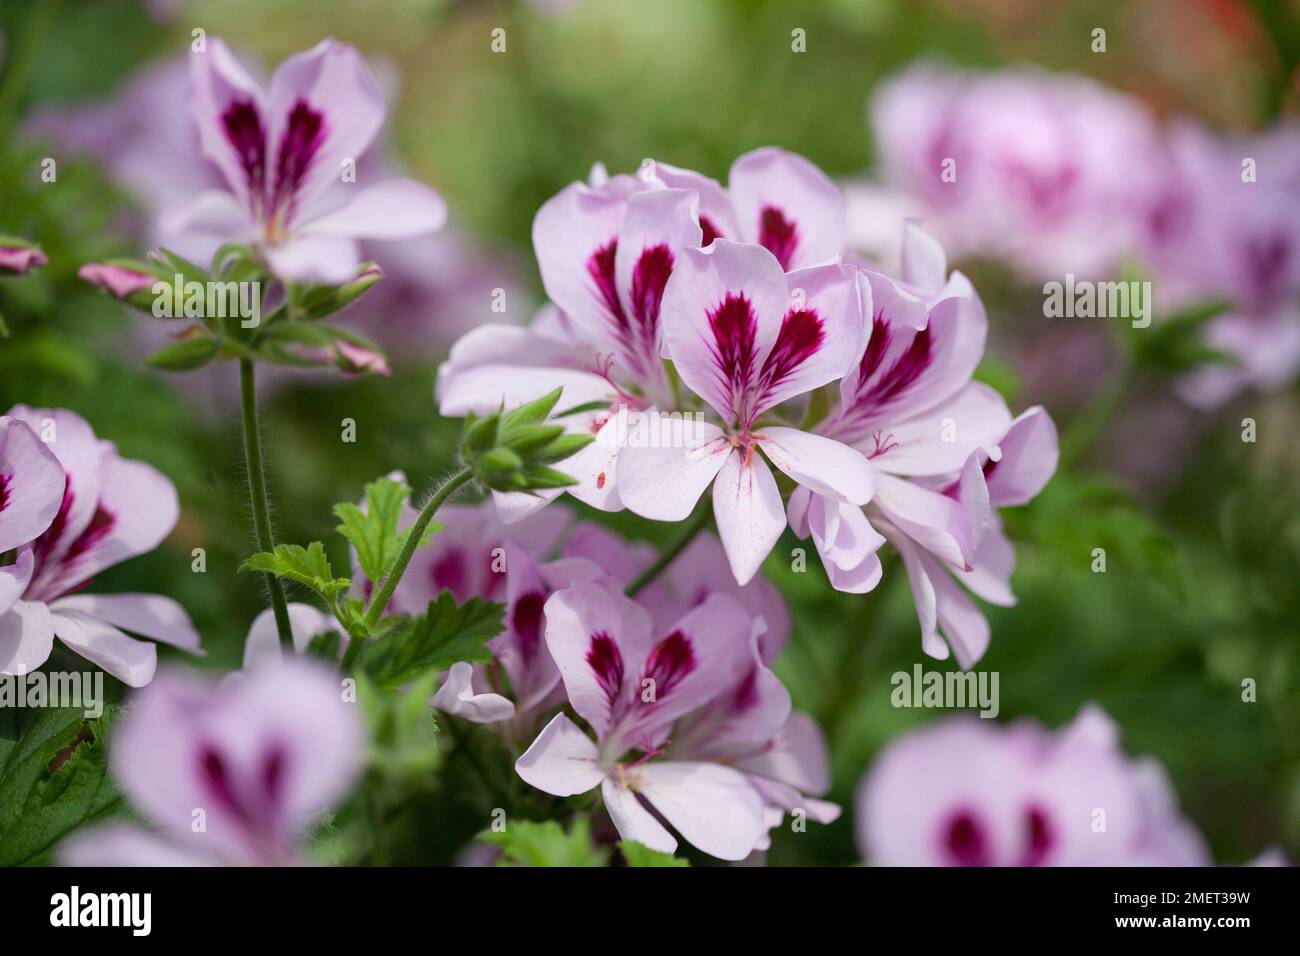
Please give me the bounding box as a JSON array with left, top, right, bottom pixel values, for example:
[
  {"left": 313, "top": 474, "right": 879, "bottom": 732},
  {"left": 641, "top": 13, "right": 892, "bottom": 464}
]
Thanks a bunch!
[
  {"left": 239, "top": 358, "right": 294, "bottom": 650},
  {"left": 625, "top": 499, "right": 713, "bottom": 597}
]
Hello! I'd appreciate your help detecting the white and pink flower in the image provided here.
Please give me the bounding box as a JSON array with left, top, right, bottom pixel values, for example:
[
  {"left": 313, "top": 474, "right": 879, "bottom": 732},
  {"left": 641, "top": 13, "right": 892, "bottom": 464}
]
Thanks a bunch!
[{"left": 0, "top": 406, "right": 202, "bottom": 686}]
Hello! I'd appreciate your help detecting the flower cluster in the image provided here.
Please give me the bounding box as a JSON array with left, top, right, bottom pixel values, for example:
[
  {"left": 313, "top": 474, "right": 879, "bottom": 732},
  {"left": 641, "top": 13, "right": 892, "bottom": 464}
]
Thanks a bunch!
[{"left": 440, "top": 151, "right": 1057, "bottom": 669}]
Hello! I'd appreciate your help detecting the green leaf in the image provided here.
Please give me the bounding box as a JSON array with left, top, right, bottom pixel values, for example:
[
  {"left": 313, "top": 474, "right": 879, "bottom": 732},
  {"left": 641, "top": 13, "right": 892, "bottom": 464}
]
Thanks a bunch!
[
  {"left": 619, "top": 840, "right": 690, "bottom": 867},
  {"left": 143, "top": 335, "right": 219, "bottom": 371},
  {"left": 305, "top": 630, "right": 342, "bottom": 662},
  {"left": 333, "top": 477, "right": 437, "bottom": 586},
  {"left": 479, "top": 817, "right": 609, "bottom": 867},
  {"left": 355, "top": 670, "right": 442, "bottom": 786},
  {"left": 0, "top": 704, "right": 122, "bottom": 866},
  {"left": 241, "top": 542, "right": 351, "bottom": 601},
  {"left": 360, "top": 591, "right": 504, "bottom": 689}
]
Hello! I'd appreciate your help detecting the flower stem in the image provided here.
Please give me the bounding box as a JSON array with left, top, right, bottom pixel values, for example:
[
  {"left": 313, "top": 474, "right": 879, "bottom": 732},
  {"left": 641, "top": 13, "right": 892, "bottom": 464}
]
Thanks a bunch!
[
  {"left": 239, "top": 358, "right": 294, "bottom": 650},
  {"left": 361, "top": 467, "right": 474, "bottom": 630},
  {"left": 625, "top": 500, "right": 712, "bottom": 597}
]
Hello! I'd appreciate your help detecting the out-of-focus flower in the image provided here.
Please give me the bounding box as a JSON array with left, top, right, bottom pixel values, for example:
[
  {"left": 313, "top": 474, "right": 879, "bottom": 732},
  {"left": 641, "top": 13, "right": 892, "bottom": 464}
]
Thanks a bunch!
[
  {"left": 794, "top": 225, "right": 1057, "bottom": 668},
  {"left": 60, "top": 660, "right": 363, "bottom": 866},
  {"left": 866, "top": 63, "right": 1165, "bottom": 281},
  {"left": 242, "top": 602, "right": 342, "bottom": 670},
  {"left": 855, "top": 705, "right": 1211, "bottom": 866},
  {"left": 0, "top": 238, "right": 48, "bottom": 274},
  {"left": 0, "top": 405, "right": 202, "bottom": 686},
  {"left": 619, "top": 240, "right": 873, "bottom": 584},
  {"left": 171, "top": 38, "right": 445, "bottom": 283},
  {"left": 1143, "top": 122, "right": 1300, "bottom": 407},
  {"left": 515, "top": 578, "right": 771, "bottom": 860}
]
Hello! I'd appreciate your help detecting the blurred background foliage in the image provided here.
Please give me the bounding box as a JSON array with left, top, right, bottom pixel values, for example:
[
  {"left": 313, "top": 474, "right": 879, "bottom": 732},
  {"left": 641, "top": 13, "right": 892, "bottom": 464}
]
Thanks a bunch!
[{"left": 1, "top": 0, "right": 1297, "bottom": 865}]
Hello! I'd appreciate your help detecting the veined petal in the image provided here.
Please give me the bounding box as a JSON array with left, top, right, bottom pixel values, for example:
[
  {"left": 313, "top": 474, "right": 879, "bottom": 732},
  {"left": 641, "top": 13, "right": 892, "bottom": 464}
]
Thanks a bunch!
[
  {"left": 728, "top": 147, "right": 845, "bottom": 271},
  {"left": 189, "top": 38, "right": 268, "bottom": 209},
  {"left": 0, "top": 416, "right": 66, "bottom": 551},
  {"left": 651, "top": 161, "right": 740, "bottom": 245},
  {"left": 515, "top": 712, "right": 605, "bottom": 796},
  {"left": 659, "top": 240, "right": 788, "bottom": 423},
  {"left": 618, "top": 419, "right": 729, "bottom": 522},
  {"left": 873, "top": 473, "right": 978, "bottom": 571},
  {"left": 759, "top": 426, "right": 873, "bottom": 505},
  {"left": 864, "top": 382, "right": 1012, "bottom": 477},
  {"left": 713, "top": 446, "right": 784, "bottom": 586}
]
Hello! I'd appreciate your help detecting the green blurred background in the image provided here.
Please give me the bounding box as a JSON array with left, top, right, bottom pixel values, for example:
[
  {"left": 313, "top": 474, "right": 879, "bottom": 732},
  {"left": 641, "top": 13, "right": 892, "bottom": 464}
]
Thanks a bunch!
[{"left": 1, "top": 0, "right": 1298, "bottom": 865}]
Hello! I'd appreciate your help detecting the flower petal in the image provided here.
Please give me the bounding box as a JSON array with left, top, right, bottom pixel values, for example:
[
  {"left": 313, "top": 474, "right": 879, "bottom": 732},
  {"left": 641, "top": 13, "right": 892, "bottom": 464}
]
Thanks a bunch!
[
  {"left": 638, "top": 760, "right": 766, "bottom": 861},
  {"left": 712, "top": 448, "right": 785, "bottom": 586},
  {"left": 759, "top": 426, "right": 873, "bottom": 505},
  {"left": 0, "top": 600, "right": 54, "bottom": 676},
  {"left": 515, "top": 712, "right": 605, "bottom": 796},
  {"left": 189, "top": 38, "right": 267, "bottom": 207},
  {"left": 261, "top": 235, "right": 362, "bottom": 284},
  {"left": 601, "top": 776, "right": 677, "bottom": 854},
  {"left": 432, "top": 661, "right": 516, "bottom": 724},
  {"left": 728, "top": 147, "right": 845, "bottom": 270},
  {"left": 617, "top": 419, "right": 729, "bottom": 522},
  {"left": 51, "top": 608, "right": 157, "bottom": 687},
  {"left": 300, "top": 179, "right": 446, "bottom": 241},
  {"left": 53, "top": 592, "right": 203, "bottom": 654},
  {"left": 0, "top": 416, "right": 66, "bottom": 551}
]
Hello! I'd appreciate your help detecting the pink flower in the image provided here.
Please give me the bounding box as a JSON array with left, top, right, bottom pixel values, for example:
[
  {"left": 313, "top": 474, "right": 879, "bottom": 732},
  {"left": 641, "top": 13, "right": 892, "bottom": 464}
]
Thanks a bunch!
[
  {"left": 790, "top": 226, "right": 1057, "bottom": 668},
  {"left": 868, "top": 63, "right": 1165, "bottom": 281},
  {"left": 515, "top": 578, "right": 769, "bottom": 860},
  {"left": 618, "top": 239, "right": 873, "bottom": 584},
  {"left": 60, "top": 660, "right": 363, "bottom": 866},
  {"left": 0, "top": 240, "right": 48, "bottom": 274},
  {"left": 168, "top": 38, "right": 446, "bottom": 284},
  {"left": 855, "top": 706, "right": 1210, "bottom": 866},
  {"left": 0, "top": 405, "right": 202, "bottom": 686},
  {"left": 1144, "top": 122, "right": 1300, "bottom": 407}
]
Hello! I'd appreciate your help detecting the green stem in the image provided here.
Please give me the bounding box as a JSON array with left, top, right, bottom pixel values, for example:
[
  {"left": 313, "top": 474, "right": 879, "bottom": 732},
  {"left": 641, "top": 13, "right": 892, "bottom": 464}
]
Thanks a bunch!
[
  {"left": 625, "top": 500, "right": 712, "bottom": 597},
  {"left": 361, "top": 467, "right": 474, "bottom": 629},
  {"left": 238, "top": 358, "right": 294, "bottom": 650}
]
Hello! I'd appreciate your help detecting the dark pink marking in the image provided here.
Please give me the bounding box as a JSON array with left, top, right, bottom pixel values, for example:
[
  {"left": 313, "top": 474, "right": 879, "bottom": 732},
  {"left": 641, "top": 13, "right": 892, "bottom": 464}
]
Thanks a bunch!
[
  {"left": 0, "top": 473, "right": 10, "bottom": 513},
  {"left": 755, "top": 307, "right": 824, "bottom": 413},
  {"left": 851, "top": 313, "right": 933, "bottom": 411},
  {"left": 758, "top": 205, "right": 798, "bottom": 270},
  {"left": 728, "top": 667, "right": 760, "bottom": 713},
  {"left": 587, "top": 239, "right": 626, "bottom": 325},
  {"left": 1018, "top": 805, "right": 1054, "bottom": 867},
  {"left": 270, "top": 99, "right": 326, "bottom": 217},
  {"left": 430, "top": 547, "right": 468, "bottom": 600},
  {"left": 941, "top": 809, "right": 990, "bottom": 866},
  {"left": 1242, "top": 231, "right": 1291, "bottom": 309},
  {"left": 511, "top": 591, "right": 545, "bottom": 662},
  {"left": 706, "top": 292, "right": 759, "bottom": 419},
  {"left": 699, "top": 215, "right": 723, "bottom": 247},
  {"left": 221, "top": 99, "right": 268, "bottom": 202},
  {"left": 199, "top": 742, "right": 287, "bottom": 834},
  {"left": 586, "top": 630, "right": 625, "bottom": 706},
  {"left": 628, "top": 244, "right": 674, "bottom": 340},
  {"left": 63, "top": 503, "right": 115, "bottom": 563},
  {"left": 642, "top": 629, "right": 696, "bottom": 700}
]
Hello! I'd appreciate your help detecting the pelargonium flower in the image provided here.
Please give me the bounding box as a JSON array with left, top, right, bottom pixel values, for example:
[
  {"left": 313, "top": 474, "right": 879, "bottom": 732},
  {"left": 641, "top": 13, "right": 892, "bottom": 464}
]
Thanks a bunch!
[
  {"left": 515, "top": 578, "right": 770, "bottom": 860},
  {"left": 618, "top": 239, "right": 873, "bottom": 584},
  {"left": 60, "top": 659, "right": 363, "bottom": 866},
  {"left": 562, "top": 522, "right": 789, "bottom": 660},
  {"left": 0, "top": 405, "right": 202, "bottom": 686},
  {"left": 439, "top": 166, "right": 703, "bottom": 520},
  {"left": 170, "top": 38, "right": 446, "bottom": 283},
  {"left": 0, "top": 237, "right": 48, "bottom": 274},
  {"left": 791, "top": 225, "right": 1057, "bottom": 668},
  {"left": 867, "top": 63, "right": 1165, "bottom": 281},
  {"left": 651, "top": 146, "right": 846, "bottom": 271},
  {"left": 855, "top": 705, "right": 1210, "bottom": 866},
  {"left": 1143, "top": 122, "right": 1300, "bottom": 407}
]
